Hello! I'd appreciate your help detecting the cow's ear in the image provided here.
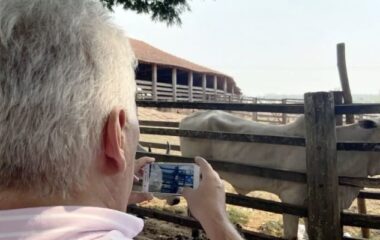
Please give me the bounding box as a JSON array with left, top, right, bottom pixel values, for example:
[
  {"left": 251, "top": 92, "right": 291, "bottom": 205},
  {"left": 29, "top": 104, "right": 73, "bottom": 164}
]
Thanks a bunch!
[{"left": 358, "top": 119, "right": 378, "bottom": 129}]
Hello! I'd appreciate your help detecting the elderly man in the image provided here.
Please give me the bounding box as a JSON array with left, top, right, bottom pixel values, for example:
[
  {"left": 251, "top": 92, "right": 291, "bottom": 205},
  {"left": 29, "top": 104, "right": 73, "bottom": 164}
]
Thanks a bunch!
[{"left": 0, "top": 0, "right": 243, "bottom": 240}]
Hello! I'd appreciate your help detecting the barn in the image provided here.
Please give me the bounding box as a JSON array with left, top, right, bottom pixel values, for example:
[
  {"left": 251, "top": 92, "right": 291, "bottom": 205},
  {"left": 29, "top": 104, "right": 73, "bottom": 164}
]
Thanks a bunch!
[{"left": 130, "top": 38, "right": 242, "bottom": 102}]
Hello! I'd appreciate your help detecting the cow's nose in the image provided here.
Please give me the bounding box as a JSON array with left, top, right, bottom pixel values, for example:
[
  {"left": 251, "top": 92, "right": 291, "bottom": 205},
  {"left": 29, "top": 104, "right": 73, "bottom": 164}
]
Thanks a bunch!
[{"left": 170, "top": 197, "right": 180, "bottom": 205}]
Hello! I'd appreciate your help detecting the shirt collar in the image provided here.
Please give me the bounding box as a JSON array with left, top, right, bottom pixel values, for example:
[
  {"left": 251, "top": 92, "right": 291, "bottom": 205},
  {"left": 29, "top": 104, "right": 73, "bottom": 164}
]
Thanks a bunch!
[{"left": 0, "top": 206, "right": 144, "bottom": 240}]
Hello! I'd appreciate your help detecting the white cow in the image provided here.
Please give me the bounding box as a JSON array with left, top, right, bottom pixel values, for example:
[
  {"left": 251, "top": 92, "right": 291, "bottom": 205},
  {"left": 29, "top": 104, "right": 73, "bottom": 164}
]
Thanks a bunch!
[{"left": 179, "top": 110, "right": 380, "bottom": 239}]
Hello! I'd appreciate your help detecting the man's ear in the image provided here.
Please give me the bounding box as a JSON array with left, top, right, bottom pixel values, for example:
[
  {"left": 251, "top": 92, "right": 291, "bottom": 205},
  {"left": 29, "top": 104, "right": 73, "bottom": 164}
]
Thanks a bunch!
[{"left": 102, "top": 108, "right": 127, "bottom": 175}]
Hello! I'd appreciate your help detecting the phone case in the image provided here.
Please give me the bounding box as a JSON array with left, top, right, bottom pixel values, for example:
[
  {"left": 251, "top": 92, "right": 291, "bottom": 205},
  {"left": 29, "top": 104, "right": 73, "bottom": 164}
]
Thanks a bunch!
[{"left": 142, "top": 163, "right": 200, "bottom": 194}]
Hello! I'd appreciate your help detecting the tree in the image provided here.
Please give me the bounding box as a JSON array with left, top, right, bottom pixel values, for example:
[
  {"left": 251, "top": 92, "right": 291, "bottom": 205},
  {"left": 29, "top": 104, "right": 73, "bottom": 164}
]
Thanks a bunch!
[{"left": 100, "top": 0, "right": 190, "bottom": 25}]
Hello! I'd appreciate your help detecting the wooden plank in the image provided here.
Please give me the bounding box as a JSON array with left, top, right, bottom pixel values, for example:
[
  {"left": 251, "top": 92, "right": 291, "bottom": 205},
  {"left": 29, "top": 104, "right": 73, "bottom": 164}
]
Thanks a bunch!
[
  {"left": 342, "top": 212, "right": 380, "bottom": 229},
  {"left": 335, "top": 104, "right": 380, "bottom": 115},
  {"left": 138, "top": 86, "right": 152, "bottom": 91},
  {"left": 304, "top": 92, "right": 341, "bottom": 239},
  {"left": 226, "top": 193, "right": 307, "bottom": 217},
  {"left": 138, "top": 126, "right": 380, "bottom": 152},
  {"left": 156, "top": 87, "right": 174, "bottom": 92},
  {"left": 252, "top": 98, "right": 258, "bottom": 121},
  {"left": 336, "top": 142, "right": 380, "bottom": 152},
  {"left": 176, "top": 89, "right": 189, "bottom": 94},
  {"left": 339, "top": 176, "right": 380, "bottom": 188},
  {"left": 137, "top": 101, "right": 305, "bottom": 113},
  {"left": 333, "top": 91, "right": 344, "bottom": 126},
  {"left": 281, "top": 99, "right": 287, "bottom": 124},
  {"left": 135, "top": 151, "right": 307, "bottom": 183},
  {"left": 136, "top": 79, "right": 152, "bottom": 84},
  {"left": 156, "top": 82, "right": 172, "bottom": 88},
  {"left": 358, "top": 190, "right": 380, "bottom": 200},
  {"left": 135, "top": 151, "right": 380, "bottom": 188},
  {"left": 140, "top": 127, "right": 306, "bottom": 146},
  {"left": 139, "top": 120, "right": 179, "bottom": 128},
  {"left": 177, "top": 85, "right": 188, "bottom": 90},
  {"left": 139, "top": 141, "right": 181, "bottom": 151}
]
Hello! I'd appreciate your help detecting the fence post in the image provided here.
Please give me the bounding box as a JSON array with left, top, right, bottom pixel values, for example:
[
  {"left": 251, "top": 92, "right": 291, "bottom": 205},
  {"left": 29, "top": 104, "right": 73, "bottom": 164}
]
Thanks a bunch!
[
  {"left": 223, "top": 78, "right": 228, "bottom": 102},
  {"left": 202, "top": 74, "right": 207, "bottom": 101},
  {"left": 213, "top": 76, "right": 218, "bottom": 101},
  {"left": 304, "top": 92, "right": 341, "bottom": 240},
  {"left": 281, "top": 99, "right": 287, "bottom": 124},
  {"left": 172, "top": 68, "right": 177, "bottom": 102},
  {"left": 252, "top": 98, "right": 258, "bottom": 121},
  {"left": 152, "top": 64, "right": 158, "bottom": 101},
  {"left": 188, "top": 71, "right": 193, "bottom": 102},
  {"left": 231, "top": 87, "right": 235, "bottom": 102},
  {"left": 333, "top": 91, "right": 343, "bottom": 126}
]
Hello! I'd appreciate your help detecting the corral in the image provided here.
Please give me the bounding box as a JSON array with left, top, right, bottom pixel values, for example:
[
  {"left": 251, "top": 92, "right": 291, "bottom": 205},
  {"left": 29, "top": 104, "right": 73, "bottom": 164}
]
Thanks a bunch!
[{"left": 132, "top": 92, "right": 380, "bottom": 240}]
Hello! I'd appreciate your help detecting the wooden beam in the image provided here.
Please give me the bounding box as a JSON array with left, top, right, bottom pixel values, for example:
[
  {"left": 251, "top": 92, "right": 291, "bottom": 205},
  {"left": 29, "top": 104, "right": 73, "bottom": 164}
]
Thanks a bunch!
[
  {"left": 252, "top": 98, "right": 258, "bottom": 121},
  {"left": 231, "top": 86, "right": 235, "bottom": 102},
  {"left": 223, "top": 78, "right": 228, "bottom": 102},
  {"left": 188, "top": 71, "right": 193, "bottom": 102},
  {"left": 172, "top": 68, "right": 177, "bottom": 102},
  {"left": 202, "top": 74, "right": 207, "bottom": 101},
  {"left": 152, "top": 64, "right": 158, "bottom": 101},
  {"left": 213, "top": 75, "right": 218, "bottom": 100},
  {"left": 304, "top": 92, "right": 341, "bottom": 240},
  {"left": 281, "top": 99, "right": 287, "bottom": 124},
  {"left": 333, "top": 91, "right": 343, "bottom": 126}
]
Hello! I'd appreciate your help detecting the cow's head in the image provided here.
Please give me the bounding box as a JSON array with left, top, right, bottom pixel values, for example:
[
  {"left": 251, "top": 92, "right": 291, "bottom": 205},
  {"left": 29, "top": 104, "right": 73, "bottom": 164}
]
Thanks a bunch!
[
  {"left": 360, "top": 118, "right": 380, "bottom": 176},
  {"left": 155, "top": 194, "right": 181, "bottom": 205}
]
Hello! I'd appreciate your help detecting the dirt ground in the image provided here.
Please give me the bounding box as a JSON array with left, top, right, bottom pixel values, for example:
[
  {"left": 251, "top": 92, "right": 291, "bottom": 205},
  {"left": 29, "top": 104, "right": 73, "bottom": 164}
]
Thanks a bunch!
[{"left": 136, "top": 107, "right": 380, "bottom": 239}]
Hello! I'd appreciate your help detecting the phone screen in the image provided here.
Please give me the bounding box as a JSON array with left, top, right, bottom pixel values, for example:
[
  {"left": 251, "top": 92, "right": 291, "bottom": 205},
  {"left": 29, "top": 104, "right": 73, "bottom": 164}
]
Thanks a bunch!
[{"left": 142, "top": 163, "right": 200, "bottom": 194}]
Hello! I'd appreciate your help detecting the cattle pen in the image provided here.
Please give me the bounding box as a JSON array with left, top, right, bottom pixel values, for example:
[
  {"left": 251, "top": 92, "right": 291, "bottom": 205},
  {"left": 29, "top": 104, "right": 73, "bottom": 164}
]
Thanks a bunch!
[{"left": 131, "top": 91, "right": 380, "bottom": 240}]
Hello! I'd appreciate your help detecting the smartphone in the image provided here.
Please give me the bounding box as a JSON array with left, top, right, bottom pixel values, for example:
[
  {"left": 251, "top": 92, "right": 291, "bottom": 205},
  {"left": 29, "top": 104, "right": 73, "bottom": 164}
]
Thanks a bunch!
[{"left": 142, "top": 162, "right": 200, "bottom": 194}]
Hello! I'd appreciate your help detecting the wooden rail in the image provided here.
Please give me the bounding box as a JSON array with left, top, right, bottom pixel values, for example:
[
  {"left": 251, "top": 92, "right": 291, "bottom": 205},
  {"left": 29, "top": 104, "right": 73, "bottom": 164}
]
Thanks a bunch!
[
  {"left": 137, "top": 101, "right": 305, "bottom": 113},
  {"left": 139, "top": 127, "right": 380, "bottom": 152},
  {"left": 135, "top": 151, "right": 307, "bottom": 183},
  {"left": 137, "top": 100, "right": 380, "bottom": 115}
]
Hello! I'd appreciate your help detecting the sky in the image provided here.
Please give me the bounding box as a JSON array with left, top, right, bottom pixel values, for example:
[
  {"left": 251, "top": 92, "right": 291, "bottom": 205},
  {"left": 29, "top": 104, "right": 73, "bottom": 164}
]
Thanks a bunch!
[{"left": 112, "top": 0, "right": 380, "bottom": 97}]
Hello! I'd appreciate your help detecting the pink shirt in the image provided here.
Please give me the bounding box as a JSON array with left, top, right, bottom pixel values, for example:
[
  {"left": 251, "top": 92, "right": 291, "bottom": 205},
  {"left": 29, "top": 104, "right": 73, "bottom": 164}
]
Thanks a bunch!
[{"left": 0, "top": 206, "right": 144, "bottom": 240}]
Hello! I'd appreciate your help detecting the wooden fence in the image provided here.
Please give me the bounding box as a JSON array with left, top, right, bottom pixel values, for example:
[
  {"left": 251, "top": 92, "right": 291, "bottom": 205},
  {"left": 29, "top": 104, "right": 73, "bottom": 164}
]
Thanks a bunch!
[
  {"left": 135, "top": 92, "right": 380, "bottom": 240},
  {"left": 136, "top": 79, "right": 239, "bottom": 103}
]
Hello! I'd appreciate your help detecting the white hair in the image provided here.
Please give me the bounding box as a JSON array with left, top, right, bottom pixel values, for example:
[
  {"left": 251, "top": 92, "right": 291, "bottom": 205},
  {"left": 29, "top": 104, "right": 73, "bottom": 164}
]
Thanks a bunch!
[{"left": 0, "top": 0, "right": 137, "bottom": 196}]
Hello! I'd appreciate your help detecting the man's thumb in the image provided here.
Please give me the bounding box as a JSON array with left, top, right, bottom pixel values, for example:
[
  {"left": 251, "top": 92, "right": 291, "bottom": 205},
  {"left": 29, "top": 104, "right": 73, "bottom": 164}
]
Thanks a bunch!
[{"left": 182, "top": 187, "right": 193, "bottom": 199}]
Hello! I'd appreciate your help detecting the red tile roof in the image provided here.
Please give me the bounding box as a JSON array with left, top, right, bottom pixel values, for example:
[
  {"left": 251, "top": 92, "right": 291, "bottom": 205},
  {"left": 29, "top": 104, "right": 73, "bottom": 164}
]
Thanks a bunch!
[{"left": 129, "top": 38, "right": 240, "bottom": 93}]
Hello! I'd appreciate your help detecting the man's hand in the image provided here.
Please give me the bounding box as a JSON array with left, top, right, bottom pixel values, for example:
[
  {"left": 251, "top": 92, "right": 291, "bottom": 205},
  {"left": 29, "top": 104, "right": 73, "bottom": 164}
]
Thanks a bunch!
[
  {"left": 134, "top": 156, "right": 155, "bottom": 180},
  {"left": 128, "top": 156, "right": 155, "bottom": 205},
  {"left": 182, "top": 157, "right": 227, "bottom": 222},
  {"left": 182, "top": 157, "right": 244, "bottom": 240},
  {"left": 128, "top": 191, "right": 153, "bottom": 204}
]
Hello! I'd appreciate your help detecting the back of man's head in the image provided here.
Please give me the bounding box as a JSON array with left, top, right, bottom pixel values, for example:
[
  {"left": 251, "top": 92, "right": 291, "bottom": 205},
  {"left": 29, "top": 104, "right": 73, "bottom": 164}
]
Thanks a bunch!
[{"left": 0, "top": 0, "right": 136, "bottom": 197}]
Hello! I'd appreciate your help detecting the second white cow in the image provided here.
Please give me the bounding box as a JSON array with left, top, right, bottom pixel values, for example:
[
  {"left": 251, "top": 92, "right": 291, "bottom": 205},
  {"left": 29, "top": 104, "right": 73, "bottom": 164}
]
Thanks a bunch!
[{"left": 179, "top": 110, "right": 380, "bottom": 239}]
